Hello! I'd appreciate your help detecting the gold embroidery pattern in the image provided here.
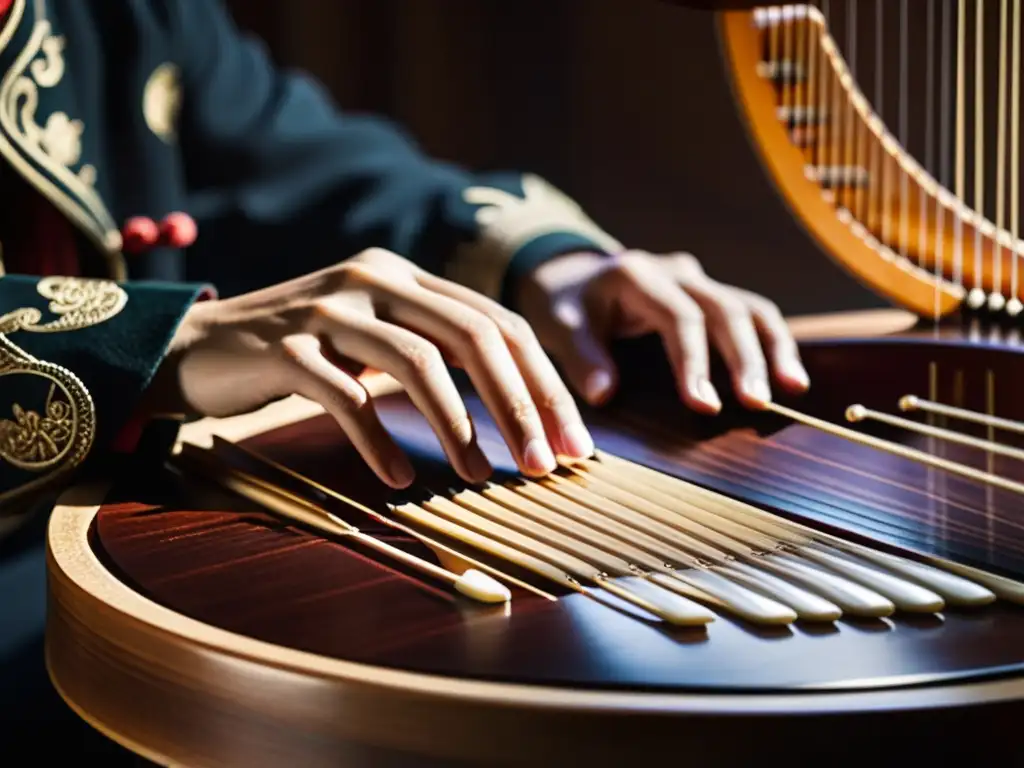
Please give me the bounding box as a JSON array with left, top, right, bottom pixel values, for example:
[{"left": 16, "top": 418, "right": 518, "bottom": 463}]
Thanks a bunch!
[
  {"left": 143, "top": 63, "right": 182, "bottom": 143},
  {"left": 0, "top": 345, "right": 89, "bottom": 473},
  {"left": 0, "top": 0, "right": 125, "bottom": 278},
  {"left": 5, "top": 23, "right": 99, "bottom": 206},
  {"left": 448, "top": 174, "right": 624, "bottom": 300},
  {"left": 0, "top": 278, "right": 128, "bottom": 504},
  {"left": 0, "top": 276, "right": 129, "bottom": 333}
]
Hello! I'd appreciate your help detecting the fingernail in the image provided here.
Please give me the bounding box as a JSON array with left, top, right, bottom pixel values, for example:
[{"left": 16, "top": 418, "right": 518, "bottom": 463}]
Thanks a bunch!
[
  {"left": 785, "top": 360, "right": 810, "bottom": 388},
  {"left": 390, "top": 457, "right": 415, "bottom": 488},
  {"left": 560, "top": 422, "right": 595, "bottom": 458},
  {"left": 743, "top": 376, "right": 772, "bottom": 405},
  {"left": 585, "top": 370, "right": 613, "bottom": 404},
  {"left": 523, "top": 438, "right": 557, "bottom": 475},
  {"left": 466, "top": 446, "right": 493, "bottom": 482},
  {"left": 696, "top": 377, "right": 722, "bottom": 410}
]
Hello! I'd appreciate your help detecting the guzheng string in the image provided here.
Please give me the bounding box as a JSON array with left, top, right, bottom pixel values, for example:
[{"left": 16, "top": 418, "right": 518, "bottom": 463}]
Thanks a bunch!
[
  {"left": 182, "top": 429, "right": 1024, "bottom": 631},
  {"left": 189, "top": 438, "right": 559, "bottom": 603},
  {"left": 179, "top": 2, "right": 1024, "bottom": 631}
]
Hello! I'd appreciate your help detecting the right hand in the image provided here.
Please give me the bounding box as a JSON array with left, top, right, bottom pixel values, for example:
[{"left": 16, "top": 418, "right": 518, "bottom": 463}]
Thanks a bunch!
[{"left": 154, "top": 249, "right": 595, "bottom": 488}]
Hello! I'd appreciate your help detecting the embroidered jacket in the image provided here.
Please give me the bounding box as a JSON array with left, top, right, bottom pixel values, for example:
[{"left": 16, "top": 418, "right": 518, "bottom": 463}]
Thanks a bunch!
[{"left": 0, "top": 0, "right": 622, "bottom": 509}]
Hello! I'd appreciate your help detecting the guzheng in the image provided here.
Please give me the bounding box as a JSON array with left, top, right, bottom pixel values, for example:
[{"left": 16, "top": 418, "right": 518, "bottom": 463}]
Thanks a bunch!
[{"left": 44, "top": 3, "right": 1024, "bottom": 766}]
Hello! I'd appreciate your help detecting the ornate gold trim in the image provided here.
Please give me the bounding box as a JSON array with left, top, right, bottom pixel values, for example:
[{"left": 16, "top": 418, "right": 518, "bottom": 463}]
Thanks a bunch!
[
  {"left": 0, "top": 0, "right": 126, "bottom": 280},
  {"left": 446, "top": 174, "right": 623, "bottom": 300},
  {"left": 0, "top": 276, "right": 127, "bottom": 506}
]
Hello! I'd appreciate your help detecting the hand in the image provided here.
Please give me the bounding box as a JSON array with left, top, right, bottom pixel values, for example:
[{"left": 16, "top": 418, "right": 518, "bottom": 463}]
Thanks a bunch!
[
  {"left": 516, "top": 250, "right": 810, "bottom": 412},
  {"left": 156, "top": 249, "right": 595, "bottom": 488}
]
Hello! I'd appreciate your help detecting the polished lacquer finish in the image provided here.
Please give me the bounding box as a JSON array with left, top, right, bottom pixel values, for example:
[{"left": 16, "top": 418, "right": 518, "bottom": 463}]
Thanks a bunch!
[{"left": 86, "top": 324, "right": 1024, "bottom": 695}]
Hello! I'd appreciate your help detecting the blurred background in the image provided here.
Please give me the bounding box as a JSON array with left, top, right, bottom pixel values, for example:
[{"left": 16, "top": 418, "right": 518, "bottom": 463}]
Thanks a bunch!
[{"left": 221, "top": 0, "right": 907, "bottom": 317}]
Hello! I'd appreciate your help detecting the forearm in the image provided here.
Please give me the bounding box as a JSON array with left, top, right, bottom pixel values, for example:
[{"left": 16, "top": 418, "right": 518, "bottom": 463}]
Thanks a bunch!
[{"left": 168, "top": 0, "right": 621, "bottom": 301}]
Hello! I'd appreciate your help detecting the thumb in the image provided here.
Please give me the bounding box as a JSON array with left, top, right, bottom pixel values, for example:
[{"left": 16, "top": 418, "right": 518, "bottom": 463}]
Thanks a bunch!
[{"left": 540, "top": 297, "right": 619, "bottom": 407}]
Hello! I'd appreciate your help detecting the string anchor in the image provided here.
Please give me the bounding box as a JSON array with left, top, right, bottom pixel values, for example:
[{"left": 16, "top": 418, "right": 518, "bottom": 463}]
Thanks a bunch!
[
  {"left": 965, "top": 288, "right": 989, "bottom": 311},
  {"left": 988, "top": 293, "right": 1008, "bottom": 313}
]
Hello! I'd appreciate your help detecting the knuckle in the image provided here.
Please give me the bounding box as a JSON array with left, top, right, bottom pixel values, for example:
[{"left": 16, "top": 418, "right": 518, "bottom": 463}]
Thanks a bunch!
[
  {"left": 535, "top": 388, "right": 576, "bottom": 415},
  {"left": 714, "top": 293, "right": 751, "bottom": 320},
  {"left": 667, "top": 299, "right": 705, "bottom": 327},
  {"left": 752, "top": 295, "right": 785, "bottom": 322},
  {"left": 499, "top": 312, "right": 538, "bottom": 349},
  {"left": 328, "top": 260, "right": 379, "bottom": 290},
  {"left": 325, "top": 381, "right": 368, "bottom": 414},
  {"left": 277, "top": 335, "right": 311, "bottom": 365},
  {"left": 396, "top": 338, "right": 445, "bottom": 378},
  {"left": 448, "top": 412, "right": 475, "bottom": 446},
  {"left": 455, "top": 314, "right": 503, "bottom": 349},
  {"left": 671, "top": 252, "right": 703, "bottom": 274},
  {"left": 310, "top": 297, "right": 346, "bottom": 324},
  {"left": 355, "top": 246, "right": 399, "bottom": 265},
  {"left": 507, "top": 396, "right": 542, "bottom": 427},
  {"left": 614, "top": 251, "right": 651, "bottom": 276}
]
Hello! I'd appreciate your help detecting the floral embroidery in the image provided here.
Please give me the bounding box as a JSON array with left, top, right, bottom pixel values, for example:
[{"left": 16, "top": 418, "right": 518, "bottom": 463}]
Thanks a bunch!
[
  {"left": 0, "top": 278, "right": 128, "bottom": 501},
  {"left": 0, "top": 2, "right": 122, "bottom": 274}
]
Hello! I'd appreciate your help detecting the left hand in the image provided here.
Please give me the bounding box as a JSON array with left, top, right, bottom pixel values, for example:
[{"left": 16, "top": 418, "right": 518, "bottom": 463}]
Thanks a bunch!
[{"left": 516, "top": 250, "right": 810, "bottom": 412}]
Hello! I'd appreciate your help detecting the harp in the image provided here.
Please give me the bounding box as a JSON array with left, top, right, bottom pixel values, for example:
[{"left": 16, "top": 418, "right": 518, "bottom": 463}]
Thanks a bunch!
[
  {"left": 715, "top": 0, "right": 1022, "bottom": 318},
  {"left": 42, "top": 3, "right": 1024, "bottom": 766}
]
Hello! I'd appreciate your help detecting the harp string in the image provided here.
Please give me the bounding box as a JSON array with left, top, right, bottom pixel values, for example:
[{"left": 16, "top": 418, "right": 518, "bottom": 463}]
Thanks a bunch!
[
  {"left": 938, "top": 0, "right": 954, "bottom": 321},
  {"left": 899, "top": 0, "right": 910, "bottom": 266},
  {"left": 844, "top": 0, "right": 857, "bottom": 216},
  {"left": 993, "top": 0, "right": 1009, "bottom": 312},
  {"left": 926, "top": 0, "right": 938, "bottom": 308},
  {"left": 1011, "top": 0, "right": 1022, "bottom": 315},
  {"left": 872, "top": 0, "right": 883, "bottom": 235},
  {"left": 956, "top": 0, "right": 967, "bottom": 291},
  {"left": 969, "top": 0, "right": 986, "bottom": 309}
]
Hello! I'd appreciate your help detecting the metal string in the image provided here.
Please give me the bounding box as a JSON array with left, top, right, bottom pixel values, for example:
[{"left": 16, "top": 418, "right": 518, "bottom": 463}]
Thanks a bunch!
[
  {"left": 899, "top": 0, "right": 910, "bottom": 265},
  {"left": 971, "top": 0, "right": 986, "bottom": 307},
  {"left": 955, "top": 0, "right": 967, "bottom": 290}
]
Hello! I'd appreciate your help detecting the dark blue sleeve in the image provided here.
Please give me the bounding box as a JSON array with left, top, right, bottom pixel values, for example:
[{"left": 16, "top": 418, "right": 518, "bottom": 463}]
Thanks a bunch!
[
  {"left": 167, "top": 0, "right": 621, "bottom": 304},
  {"left": 0, "top": 276, "right": 206, "bottom": 508}
]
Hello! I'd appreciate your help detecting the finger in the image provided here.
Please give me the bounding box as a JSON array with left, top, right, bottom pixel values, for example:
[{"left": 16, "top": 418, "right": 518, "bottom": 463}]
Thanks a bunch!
[
  {"left": 376, "top": 282, "right": 558, "bottom": 477},
  {"left": 417, "top": 273, "right": 595, "bottom": 458},
  {"left": 543, "top": 294, "right": 619, "bottom": 408},
  {"left": 733, "top": 288, "right": 810, "bottom": 393},
  {"left": 311, "top": 308, "right": 493, "bottom": 484},
  {"left": 599, "top": 259, "right": 721, "bottom": 414},
  {"left": 678, "top": 277, "right": 773, "bottom": 409},
  {"left": 278, "top": 334, "right": 415, "bottom": 489}
]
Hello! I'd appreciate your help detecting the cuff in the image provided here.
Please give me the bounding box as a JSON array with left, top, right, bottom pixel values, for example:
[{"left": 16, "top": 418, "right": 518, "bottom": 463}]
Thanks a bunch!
[
  {"left": 0, "top": 276, "right": 209, "bottom": 506},
  {"left": 444, "top": 174, "right": 622, "bottom": 306},
  {"left": 111, "top": 284, "right": 218, "bottom": 454}
]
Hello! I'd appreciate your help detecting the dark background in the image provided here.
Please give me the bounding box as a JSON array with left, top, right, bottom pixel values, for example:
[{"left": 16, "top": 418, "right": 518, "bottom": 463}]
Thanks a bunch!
[{"left": 220, "top": 0, "right": 1020, "bottom": 317}]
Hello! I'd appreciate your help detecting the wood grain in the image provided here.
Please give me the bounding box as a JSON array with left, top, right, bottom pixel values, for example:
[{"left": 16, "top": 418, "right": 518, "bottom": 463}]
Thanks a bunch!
[{"left": 45, "top": 311, "right": 1024, "bottom": 765}]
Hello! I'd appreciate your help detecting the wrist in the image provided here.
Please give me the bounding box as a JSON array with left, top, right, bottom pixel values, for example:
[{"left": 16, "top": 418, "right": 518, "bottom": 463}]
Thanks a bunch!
[
  {"left": 516, "top": 250, "right": 609, "bottom": 310},
  {"left": 138, "top": 298, "right": 219, "bottom": 419}
]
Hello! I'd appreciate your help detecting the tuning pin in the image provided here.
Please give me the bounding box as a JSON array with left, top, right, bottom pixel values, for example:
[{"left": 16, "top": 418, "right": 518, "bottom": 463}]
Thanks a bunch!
[
  {"left": 159, "top": 212, "right": 198, "bottom": 249},
  {"left": 121, "top": 216, "right": 160, "bottom": 254}
]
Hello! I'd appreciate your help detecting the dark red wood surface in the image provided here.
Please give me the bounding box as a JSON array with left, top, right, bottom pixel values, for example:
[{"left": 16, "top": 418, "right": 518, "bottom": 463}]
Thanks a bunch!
[{"left": 89, "top": 327, "right": 1024, "bottom": 695}]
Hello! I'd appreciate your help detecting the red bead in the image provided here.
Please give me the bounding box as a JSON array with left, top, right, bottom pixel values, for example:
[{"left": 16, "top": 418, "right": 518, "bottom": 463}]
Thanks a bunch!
[
  {"left": 120, "top": 217, "right": 160, "bottom": 254},
  {"left": 159, "top": 212, "right": 198, "bottom": 249}
]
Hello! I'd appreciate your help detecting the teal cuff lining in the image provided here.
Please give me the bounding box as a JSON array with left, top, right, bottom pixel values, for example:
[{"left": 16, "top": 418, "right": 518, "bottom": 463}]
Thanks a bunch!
[{"left": 499, "top": 232, "right": 615, "bottom": 309}]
